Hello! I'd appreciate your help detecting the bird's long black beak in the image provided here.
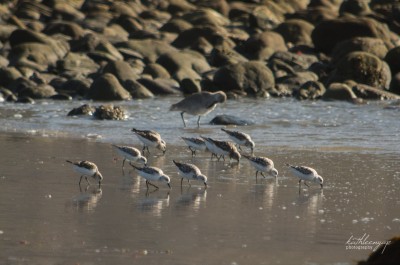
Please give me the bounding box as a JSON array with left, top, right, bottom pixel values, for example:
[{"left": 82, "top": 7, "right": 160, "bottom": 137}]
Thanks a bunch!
[
  {"left": 204, "top": 182, "right": 207, "bottom": 189},
  {"left": 167, "top": 183, "right": 171, "bottom": 189},
  {"left": 320, "top": 184, "right": 323, "bottom": 189}
]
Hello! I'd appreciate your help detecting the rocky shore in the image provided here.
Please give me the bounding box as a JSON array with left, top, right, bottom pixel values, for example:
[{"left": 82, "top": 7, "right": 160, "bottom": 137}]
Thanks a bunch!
[{"left": 0, "top": 0, "right": 400, "bottom": 106}]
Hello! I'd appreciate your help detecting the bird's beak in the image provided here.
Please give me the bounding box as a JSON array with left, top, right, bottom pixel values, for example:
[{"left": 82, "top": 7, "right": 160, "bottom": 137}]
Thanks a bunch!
[
  {"left": 320, "top": 184, "right": 323, "bottom": 189},
  {"left": 163, "top": 150, "right": 166, "bottom": 155},
  {"left": 204, "top": 182, "right": 207, "bottom": 189},
  {"left": 167, "top": 183, "right": 171, "bottom": 189}
]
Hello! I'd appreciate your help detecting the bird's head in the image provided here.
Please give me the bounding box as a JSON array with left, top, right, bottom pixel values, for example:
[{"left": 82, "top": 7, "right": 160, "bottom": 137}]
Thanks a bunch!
[
  {"left": 314, "top": 175, "right": 324, "bottom": 188},
  {"left": 138, "top": 156, "right": 147, "bottom": 166},
  {"left": 160, "top": 174, "right": 171, "bottom": 189},
  {"left": 158, "top": 140, "right": 167, "bottom": 154},
  {"left": 197, "top": 174, "right": 208, "bottom": 188},
  {"left": 94, "top": 171, "right": 103, "bottom": 186},
  {"left": 271, "top": 168, "right": 279, "bottom": 178},
  {"left": 215, "top": 91, "right": 227, "bottom": 103},
  {"left": 246, "top": 140, "right": 255, "bottom": 152},
  {"left": 230, "top": 150, "right": 241, "bottom": 162}
]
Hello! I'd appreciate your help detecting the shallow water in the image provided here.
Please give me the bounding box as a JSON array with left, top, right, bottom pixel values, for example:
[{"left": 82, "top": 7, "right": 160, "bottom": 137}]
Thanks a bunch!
[
  {"left": 0, "top": 133, "right": 399, "bottom": 265},
  {"left": 0, "top": 97, "right": 399, "bottom": 154}
]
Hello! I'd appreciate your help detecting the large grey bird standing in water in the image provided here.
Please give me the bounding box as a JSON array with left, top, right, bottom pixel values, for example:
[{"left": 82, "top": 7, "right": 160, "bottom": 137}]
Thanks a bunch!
[{"left": 170, "top": 91, "right": 227, "bottom": 127}]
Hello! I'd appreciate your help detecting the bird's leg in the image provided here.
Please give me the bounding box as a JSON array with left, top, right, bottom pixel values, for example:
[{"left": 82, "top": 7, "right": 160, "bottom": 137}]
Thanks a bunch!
[
  {"left": 181, "top": 112, "right": 186, "bottom": 127},
  {"left": 85, "top": 176, "right": 90, "bottom": 185},
  {"left": 181, "top": 178, "right": 184, "bottom": 187},
  {"left": 189, "top": 147, "right": 195, "bottom": 157},
  {"left": 299, "top": 179, "right": 302, "bottom": 189},
  {"left": 148, "top": 181, "right": 159, "bottom": 189},
  {"left": 142, "top": 145, "right": 146, "bottom": 154},
  {"left": 222, "top": 155, "right": 225, "bottom": 161},
  {"left": 79, "top": 175, "right": 83, "bottom": 186},
  {"left": 238, "top": 145, "right": 242, "bottom": 151},
  {"left": 146, "top": 146, "right": 150, "bottom": 154},
  {"left": 197, "top": 116, "right": 201, "bottom": 127},
  {"left": 187, "top": 179, "right": 191, "bottom": 187},
  {"left": 260, "top": 172, "right": 266, "bottom": 178},
  {"left": 122, "top": 158, "right": 126, "bottom": 169},
  {"left": 304, "top": 181, "right": 310, "bottom": 187}
]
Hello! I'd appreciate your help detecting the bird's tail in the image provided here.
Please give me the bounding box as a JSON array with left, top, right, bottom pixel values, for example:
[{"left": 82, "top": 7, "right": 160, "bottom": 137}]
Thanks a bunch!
[
  {"left": 131, "top": 164, "right": 141, "bottom": 170},
  {"left": 131, "top": 128, "right": 138, "bottom": 133},
  {"left": 66, "top": 160, "right": 74, "bottom": 164},
  {"left": 286, "top": 163, "right": 294, "bottom": 168}
]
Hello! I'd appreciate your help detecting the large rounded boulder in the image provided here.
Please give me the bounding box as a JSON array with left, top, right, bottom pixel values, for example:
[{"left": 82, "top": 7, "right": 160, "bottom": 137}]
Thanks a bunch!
[
  {"left": 213, "top": 61, "right": 275, "bottom": 97},
  {"left": 327, "top": 51, "right": 391, "bottom": 89},
  {"left": 87, "top": 73, "right": 132, "bottom": 101}
]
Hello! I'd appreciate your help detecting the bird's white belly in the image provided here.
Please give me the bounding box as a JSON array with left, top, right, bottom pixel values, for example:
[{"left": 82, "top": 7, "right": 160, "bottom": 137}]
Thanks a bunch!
[{"left": 73, "top": 166, "right": 96, "bottom": 176}]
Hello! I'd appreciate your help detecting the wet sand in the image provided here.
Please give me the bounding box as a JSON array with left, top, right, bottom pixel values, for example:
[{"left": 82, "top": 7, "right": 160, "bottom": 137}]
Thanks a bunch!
[{"left": 0, "top": 133, "right": 399, "bottom": 265}]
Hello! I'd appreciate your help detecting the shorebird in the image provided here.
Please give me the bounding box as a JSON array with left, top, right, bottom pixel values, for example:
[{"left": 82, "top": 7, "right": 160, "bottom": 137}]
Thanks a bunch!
[
  {"left": 286, "top": 164, "right": 324, "bottom": 190},
  {"left": 173, "top": 160, "right": 207, "bottom": 188},
  {"left": 243, "top": 155, "right": 278, "bottom": 181},
  {"left": 131, "top": 128, "right": 166, "bottom": 155},
  {"left": 66, "top": 160, "right": 103, "bottom": 187},
  {"left": 131, "top": 165, "right": 171, "bottom": 189},
  {"left": 221, "top": 128, "right": 255, "bottom": 153},
  {"left": 112, "top": 145, "right": 147, "bottom": 168},
  {"left": 170, "top": 91, "right": 227, "bottom": 127},
  {"left": 181, "top": 136, "right": 207, "bottom": 156},
  {"left": 201, "top": 136, "right": 241, "bottom": 162}
]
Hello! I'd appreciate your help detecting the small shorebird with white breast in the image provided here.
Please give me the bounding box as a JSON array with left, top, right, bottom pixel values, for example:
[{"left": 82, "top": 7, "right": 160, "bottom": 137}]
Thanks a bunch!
[
  {"left": 66, "top": 160, "right": 103, "bottom": 187},
  {"left": 170, "top": 91, "right": 227, "bottom": 127},
  {"left": 243, "top": 155, "right": 278, "bottom": 181},
  {"left": 181, "top": 136, "right": 207, "bottom": 157},
  {"left": 286, "top": 164, "right": 324, "bottom": 190},
  {"left": 201, "top": 136, "right": 241, "bottom": 162},
  {"left": 173, "top": 160, "right": 207, "bottom": 188},
  {"left": 112, "top": 145, "right": 147, "bottom": 168},
  {"left": 131, "top": 165, "right": 171, "bottom": 190},
  {"left": 221, "top": 128, "right": 255, "bottom": 153},
  {"left": 131, "top": 128, "right": 166, "bottom": 155}
]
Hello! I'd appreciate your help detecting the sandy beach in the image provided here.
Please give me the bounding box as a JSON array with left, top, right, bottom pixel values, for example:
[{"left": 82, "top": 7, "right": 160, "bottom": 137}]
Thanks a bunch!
[{"left": 0, "top": 132, "right": 399, "bottom": 265}]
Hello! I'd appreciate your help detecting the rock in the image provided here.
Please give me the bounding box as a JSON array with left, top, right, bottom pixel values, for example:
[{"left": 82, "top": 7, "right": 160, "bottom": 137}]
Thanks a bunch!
[
  {"left": 249, "top": 4, "right": 285, "bottom": 30},
  {"left": 276, "top": 71, "right": 319, "bottom": 92},
  {"left": 103, "top": 60, "right": 139, "bottom": 84},
  {"left": 389, "top": 72, "right": 400, "bottom": 95},
  {"left": 322, "top": 83, "right": 358, "bottom": 101},
  {"left": 339, "top": 0, "right": 371, "bottom": 15},
  {"left": 312, "top": 17, "right": 394, "bottom": 54},
  {"left": 124, "top": 80, "right": 154, "bottom": 99},
  {"left": 93, "top": 105, "right": 126, "bottom": 120},
  {"left": 327, "top": 51, "right": 391, "bottom": 89},
  {"left": 67, "top": 104, "right": 96, "bottom": 116},
  {"left": 0, "top": 67, "right": 22, "bottom": 87},
  {"left": 331, "top": 37, "right": 388, "bottom": 64},
  {"left": 160, "top": 18, "right": 193, "bottom": 33},
  {"left": 50, "top": 94, "right": 72, "bottom": 100},
  {"left": 209, "top": 114, "right": 255, "bottom": 126},
  {"left": 213, "top": 61, "right": 275, "bottom": 97},
  {"left": 57, "top": 52, "right": 100, "bottom": 78},
  {"left": 275, "top": 19, "right": 314, "bottom": 46},
  {"left": 87, "top": 73, "right": 132, "bottom": 101},
  {"left": 357, "top": 236, "right": 400, "bottom": 265},
  {"left": 137, "top": 78, "right": 179, "bottom": 95},
  {"left": 181, "top": 8, "right": 230, "bottom": 27},
  {"left": 352, "top": 83, "right": 400, "bottom": 100},
  {"left": 171, "top": 25, "right": 233, "bottom": 51},
  {"left": 156, "top": 50, "right": 210, "bottom": 81},
  {"left": 209, "top": 44, "right": 248, "bottom": 67},
  {"left": 166, "top": 0, "right": 196, "bottom": 14},
  {"left": 43, "top": 21, "right": 85, "bottom": 40},
  {"left": 16, "top": 97, "right": 35, "bottom": 104},
  {"left": 116, "top": 39, "right": 177, "bottom": 63},
  {"left": 384, "top": 46, "right": 400, "bottom": 75},
  {"left": 294, "top": 80, "right": 326, "bottom": 100},
  {"left": 142, "top": 63, "right": 171, "bottom": 79},
  {"left": 238, "top": 31, "right": 287, "bottom": 60},
  {"left": 9, "top": 77, "right": 56, "bottom": 99},
  {"left": 59, "top": 78, "right": 91, "bottom": 97},
  {"left": 179, "top": 78, "right": 201, "bottom": 94},
  {"left": 0, "top": 88, "right": 17, "bottom": 102}
]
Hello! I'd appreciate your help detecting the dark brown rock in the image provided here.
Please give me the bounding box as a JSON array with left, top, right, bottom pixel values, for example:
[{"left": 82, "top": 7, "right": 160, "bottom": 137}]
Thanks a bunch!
[
  {"left": 103, "top": 60, "right": 139, "bottom": 84},
  {"left": 352, "top": 83, "right": 400, "bottom": 100},
  {"left": 137, "top": 78, "right": 179, "bottom": 95},
  {"left": 274, "top": 19, "right": 314, "bottom": 46},
  {"left": 294, "top": 80, "right": 326, "bottom": 100},
  {"left": 384, "top": 46, "right": 400, "bottom": 74},
  {"left": 87, "top": 73, "right": 132, "bottom": 101},
  {"left": 142, "top": 63, "right": 171, "bottom": 79},
  {"left": 123, "top": 79, "right": 154, "bottom": 99},
  {"left": 327, "top": 51, "right": 391, "bottom": 89},
  {"left": 358, "top": 236, "right": 400, "bottom": 265},
  {"left": 209, "top": 115, "right": 255, "bottom": 126},
  {"left": 213, "top": 61, "right": 275, "bottom": 97},
  {"left": 238, "top": 31, "right": 287, "bottom": 60},
  {"left": 312, "top": 17, "right": 394, "bottom": 54}
]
